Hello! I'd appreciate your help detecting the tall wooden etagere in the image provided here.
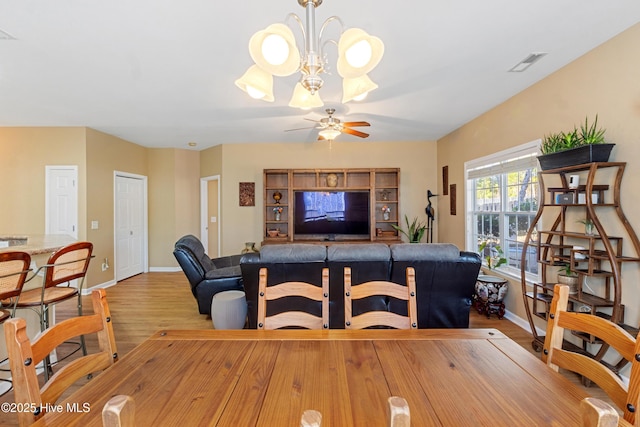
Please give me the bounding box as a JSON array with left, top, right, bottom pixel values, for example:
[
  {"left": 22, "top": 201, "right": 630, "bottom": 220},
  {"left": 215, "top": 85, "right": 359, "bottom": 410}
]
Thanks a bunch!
[{"left": 520, "top": 162, "right": 640, "bottom": 373}]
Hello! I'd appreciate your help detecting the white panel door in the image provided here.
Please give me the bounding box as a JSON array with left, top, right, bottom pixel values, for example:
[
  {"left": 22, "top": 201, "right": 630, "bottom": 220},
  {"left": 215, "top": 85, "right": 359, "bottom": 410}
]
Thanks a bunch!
[
  {"left": 115, "top": 175, "right": 144, "bottom": 281},
  {"left": 46, "top": 166, "right": 78, "bottom": 238}
]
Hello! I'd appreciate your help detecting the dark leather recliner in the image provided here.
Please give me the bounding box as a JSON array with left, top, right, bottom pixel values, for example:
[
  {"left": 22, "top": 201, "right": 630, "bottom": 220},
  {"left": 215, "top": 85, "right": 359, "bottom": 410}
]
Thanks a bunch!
[{"left": 173, "top": 235, "right": 243, "bottom": 315}]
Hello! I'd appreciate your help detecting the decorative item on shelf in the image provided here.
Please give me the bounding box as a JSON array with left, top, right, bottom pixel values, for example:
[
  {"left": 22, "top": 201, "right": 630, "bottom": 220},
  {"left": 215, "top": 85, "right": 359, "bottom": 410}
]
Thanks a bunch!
[
  {"left": 241, "top": 242, "right": 259, "bottom": 254},
  {"left": 273, "top": 191, "right": 282, "bottom": 204},
  {"left": 273, "top": 206, "right": 283, "bottom": 221},
  {"left": 579, "top": 218, "right": 595, "bottom": 235},
  {"left": 557, "top": 264, "right": 579, "bottom": 294},
  {"left": 538, "top": 115, "right": 615, "bottom": 170},
  {"left": 568, "top": 174, "right": 580, "bottom": 189},
  {"left": 392, "top": 215, "right": 427, "bottom": 243},
  {"left": 376, "top": 228, "right": 383, "bottom": 237},
  {"left": 379, "top": 189, "right": 390, "bottom": 201},
  {"left": 326, "top": 173, "right": 338, "bottom": 187},
  {"left": 267, "top": 229, "right": 279, "bottom": 238},
  {"left": 478, "top": 239, "right": 507, "bottom": 270},
  {"left": 381, "top": 205, "right": 391, "bottom": 221}
]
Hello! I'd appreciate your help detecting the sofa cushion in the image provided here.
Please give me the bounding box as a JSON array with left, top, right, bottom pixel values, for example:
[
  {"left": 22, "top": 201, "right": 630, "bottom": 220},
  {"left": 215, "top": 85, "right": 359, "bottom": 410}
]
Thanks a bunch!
[
  {"left": 205, "top": 265, "right": 242, "bottom": 279},
  {"left": 390, "top": 243, "right": 460, "bottom": 261},
  {"left": 327, "top": 243, "right": 390, "bottom": 261},
  {"left": 260, "top": 244, "right": 327, "bottom": 263}
]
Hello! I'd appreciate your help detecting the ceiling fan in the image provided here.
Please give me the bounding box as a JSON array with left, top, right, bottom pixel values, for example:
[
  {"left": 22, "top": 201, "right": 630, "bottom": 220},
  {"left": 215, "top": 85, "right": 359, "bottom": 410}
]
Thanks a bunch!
[{"left": 285, "top": 108, "right": 370, "bottom": 141}]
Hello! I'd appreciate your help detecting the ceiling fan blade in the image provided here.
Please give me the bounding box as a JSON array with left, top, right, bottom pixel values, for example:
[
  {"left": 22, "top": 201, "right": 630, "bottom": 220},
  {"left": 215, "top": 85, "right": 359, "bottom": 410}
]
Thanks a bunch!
[
  {"left": 343, "top": 121, "right": 371, "bottom": 127},
  {"left": 304, "top": 118, "right": 322, "bottom": 123},
  {"left": 342, "top": 127, "right": 369, "bottom": 138},
  {"left": 284, "top": 126, "right": 316, "bottom": 132}
]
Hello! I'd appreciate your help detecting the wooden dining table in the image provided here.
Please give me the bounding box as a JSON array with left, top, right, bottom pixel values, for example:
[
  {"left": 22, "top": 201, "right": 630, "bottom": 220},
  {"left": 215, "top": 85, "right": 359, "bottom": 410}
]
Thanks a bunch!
[{"left": 32, "top": 328, "right": 603, "bottom": 426}]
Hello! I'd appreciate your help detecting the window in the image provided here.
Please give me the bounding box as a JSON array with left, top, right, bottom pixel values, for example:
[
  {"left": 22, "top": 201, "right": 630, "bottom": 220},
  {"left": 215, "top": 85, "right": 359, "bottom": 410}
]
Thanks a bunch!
[{"left": 465, "top": 141, "right": 540, "bottom": 278}]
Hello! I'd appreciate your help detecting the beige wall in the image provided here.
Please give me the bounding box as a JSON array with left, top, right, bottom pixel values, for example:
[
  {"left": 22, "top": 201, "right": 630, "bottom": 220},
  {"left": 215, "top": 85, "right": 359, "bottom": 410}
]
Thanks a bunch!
[
  {"left": 437, "top": 23, "right": 640, "bottom": 329},
  {"left": 0, "top": 127, "right": 87, "bottom": 235},
  {"left": 86, "top": 128, "right": 148, "bottom": 285},
  {"left": 214, "top": 140, "right": 437, "bottom": 255}
]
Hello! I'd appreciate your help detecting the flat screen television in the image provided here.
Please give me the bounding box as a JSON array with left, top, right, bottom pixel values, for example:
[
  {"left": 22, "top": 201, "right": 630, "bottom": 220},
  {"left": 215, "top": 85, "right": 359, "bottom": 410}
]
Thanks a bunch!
[{"left": 294, "top": 190, "right": 370, "bottom": 239}]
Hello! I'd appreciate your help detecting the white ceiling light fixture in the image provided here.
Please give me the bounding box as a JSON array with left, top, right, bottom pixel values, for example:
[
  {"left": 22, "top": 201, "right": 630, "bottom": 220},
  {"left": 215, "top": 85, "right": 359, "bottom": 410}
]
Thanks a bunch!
[
  {"left": 236, "top": 0, "right": 384, "bottom": 109},
  {"left": 318, "top": 128, "right": 341, "bottom": 140}
]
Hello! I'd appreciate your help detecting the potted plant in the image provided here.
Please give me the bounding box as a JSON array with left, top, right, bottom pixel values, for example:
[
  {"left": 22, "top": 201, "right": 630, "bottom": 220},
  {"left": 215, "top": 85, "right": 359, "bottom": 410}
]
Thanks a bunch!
[
  {"left": 557, "top": 264, "right": 579, "bottom": 294},
  {"left": 578, "top": 218, "right": 595, "bottom": 235},
  {"left": 538, "top": 115, "right": 615, "bottom": 170},
  {"left": 392, "top": 215, "right": 427, "bottom": 243},
  {"left": 478, "top": 240, "right": 507, "bottom": 270}
]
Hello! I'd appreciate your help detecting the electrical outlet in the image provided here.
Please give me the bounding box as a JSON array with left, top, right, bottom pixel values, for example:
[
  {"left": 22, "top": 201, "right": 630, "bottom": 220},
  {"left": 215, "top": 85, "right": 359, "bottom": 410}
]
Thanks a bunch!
[{"left": 101, "top": 262, "right": 107, "bottom": 271}]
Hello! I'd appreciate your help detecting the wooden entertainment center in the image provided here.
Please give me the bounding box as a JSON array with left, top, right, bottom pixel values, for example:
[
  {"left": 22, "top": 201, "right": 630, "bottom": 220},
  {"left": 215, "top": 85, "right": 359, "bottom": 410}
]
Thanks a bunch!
[{"left": 263, "top": 168, "right": 400, "bottom": 244}]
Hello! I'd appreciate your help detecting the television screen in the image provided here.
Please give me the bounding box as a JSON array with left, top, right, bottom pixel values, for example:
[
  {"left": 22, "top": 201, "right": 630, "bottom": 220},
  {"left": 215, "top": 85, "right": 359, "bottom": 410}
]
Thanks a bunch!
[{"left": 294, "top": 191, "right": 370, "bottom": 237}]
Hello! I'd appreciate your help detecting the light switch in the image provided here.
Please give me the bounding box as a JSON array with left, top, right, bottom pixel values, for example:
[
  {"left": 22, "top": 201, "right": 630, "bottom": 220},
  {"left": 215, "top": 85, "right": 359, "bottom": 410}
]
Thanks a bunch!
[
  {"left": 210, "top": 216, "right": 217, "bottom": 223},
  {"left": 91, "top": 220, "right": 99, "bottom": 230}
]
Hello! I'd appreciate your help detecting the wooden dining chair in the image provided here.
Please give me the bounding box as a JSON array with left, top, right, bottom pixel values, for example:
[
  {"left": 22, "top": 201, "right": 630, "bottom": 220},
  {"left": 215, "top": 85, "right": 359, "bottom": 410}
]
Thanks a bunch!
[
  {"left": 543, "top": 284, "right": 640, "bottom": 426},
  {"left": 580, "top": 397, "right": 620, "bottom": 427},
  {"left": 387, "top": 396, "right": 411, "bottom": 427},
  {"left": 4, "top": 289, "right": 118, "bottom": 426},
  {"left": 257, "top": 267, "right": 329, "bottom": 329},
  {"left": 344, "top": 267, "right": 417, "bottom": 329},
  {"left": 0, "top": 251, "right": 31, "bottom": 323},
  {"left": 14, "top": 241, "right": 93, "bottom": 379},
  {"left": 300, "top": 409, "right": 322, "bottom": 427},
  {"left": 102, "top": 394, "right": 135, "bottom": 427},
  {"left": 0, "top": 251, "right": 32, "bottom": 394}
]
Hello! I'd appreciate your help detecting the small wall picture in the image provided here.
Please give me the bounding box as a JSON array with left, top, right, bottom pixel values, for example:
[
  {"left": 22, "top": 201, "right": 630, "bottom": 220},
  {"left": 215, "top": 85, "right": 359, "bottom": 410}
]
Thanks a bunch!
[
  {"left": 443, "top": 166, "right": 449, "bottom": 195},
  {"left": 239, "top": 182, "right": 255, "bottom": 206},
  {"left": 450, "top": 184, "right": 456, "bottom": 215}
]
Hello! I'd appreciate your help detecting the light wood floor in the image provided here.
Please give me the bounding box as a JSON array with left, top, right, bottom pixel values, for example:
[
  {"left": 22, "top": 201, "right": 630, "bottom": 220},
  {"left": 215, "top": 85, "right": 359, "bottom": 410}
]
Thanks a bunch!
[{"left": 0, "top": 272, "right": 615, "bottom": 425}]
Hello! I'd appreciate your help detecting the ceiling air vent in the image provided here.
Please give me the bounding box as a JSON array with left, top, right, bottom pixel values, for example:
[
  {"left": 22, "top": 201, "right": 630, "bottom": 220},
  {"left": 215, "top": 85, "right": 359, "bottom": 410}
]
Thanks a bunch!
[{"left": 509, "top": 52, "right": 547, "bottom": 72}]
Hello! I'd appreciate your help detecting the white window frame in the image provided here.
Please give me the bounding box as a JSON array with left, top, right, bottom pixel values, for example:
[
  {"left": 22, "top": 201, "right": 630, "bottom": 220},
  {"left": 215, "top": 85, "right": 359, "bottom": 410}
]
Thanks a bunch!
[{"left": 465, "top": 140, "right": 541, "bottom": 282}]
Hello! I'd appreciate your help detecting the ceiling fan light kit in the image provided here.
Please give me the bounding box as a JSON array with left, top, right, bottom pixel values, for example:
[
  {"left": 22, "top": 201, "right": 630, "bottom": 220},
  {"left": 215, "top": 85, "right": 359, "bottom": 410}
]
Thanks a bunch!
[
  {"left": 285, "top": 108, "right": 371, "bottom": 141},
  {"left": 236, "top": 0, "right": 384, "bottom": 108}
]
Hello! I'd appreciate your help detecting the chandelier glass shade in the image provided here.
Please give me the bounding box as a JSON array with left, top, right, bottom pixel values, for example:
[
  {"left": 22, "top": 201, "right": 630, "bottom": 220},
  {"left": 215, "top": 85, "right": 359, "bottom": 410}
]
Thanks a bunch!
[{"left": 235, "top": 0, "right": 384, "bottom": 109}]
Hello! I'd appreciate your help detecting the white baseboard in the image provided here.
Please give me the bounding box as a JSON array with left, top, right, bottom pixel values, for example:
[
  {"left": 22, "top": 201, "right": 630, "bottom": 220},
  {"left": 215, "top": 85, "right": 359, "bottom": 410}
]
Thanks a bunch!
[
  {"left": 502, "top": 309, "right": 545, "bottom": 337},
  {"left": 149, "top": 267, "right": 181, "bottom": 272},
  {"left": 82, "top": 279, "right": 117, "bottom": 295}
]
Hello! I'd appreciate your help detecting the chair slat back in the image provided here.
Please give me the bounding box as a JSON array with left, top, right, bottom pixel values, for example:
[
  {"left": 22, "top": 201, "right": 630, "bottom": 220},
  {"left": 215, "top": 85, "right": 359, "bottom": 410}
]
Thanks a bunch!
[
  {"left": 543, "top": 284, "right": 640, "bottom": 426},
  {"left": 0, "top": 251, "right": 31, "bottom": 299},
  {"left": 387, "top": 396, "right": 410, "bottom": 427},
  {"left": 257, "top": 267, "right": 329, "bottom": 330},
  {"left": 4, "top": 289, "right": 118, "bottom": 426},
  {"left": 102, "top": 395, "right": 135, "bottom": 427},
  {"left": 344, "top": 267, "right": 417, "bottom": 329},
  {"left": 580, "top": 397, "right": 619, "bottom": 427},
  {"left": 45, "top": 242, "right": 93, "bottom": 287}
]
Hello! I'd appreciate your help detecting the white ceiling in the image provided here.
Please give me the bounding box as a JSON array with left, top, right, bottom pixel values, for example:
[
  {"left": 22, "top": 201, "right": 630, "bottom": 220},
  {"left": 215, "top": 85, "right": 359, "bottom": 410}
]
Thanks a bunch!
[{"left": 0, "top": 1, "right": 639, "bottom": 150}]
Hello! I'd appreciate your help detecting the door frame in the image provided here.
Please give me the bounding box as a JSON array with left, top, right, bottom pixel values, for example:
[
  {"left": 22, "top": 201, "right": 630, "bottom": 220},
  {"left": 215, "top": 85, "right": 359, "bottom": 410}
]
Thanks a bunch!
[
  {"left": 45, "top": 165, "right": 78, "bottom": 239},
  {"left": 200, "top": 175, "right": 221, "bottom": 256},
  {"left": 114, "top": 171, "right": 149, "bottom": 279}
]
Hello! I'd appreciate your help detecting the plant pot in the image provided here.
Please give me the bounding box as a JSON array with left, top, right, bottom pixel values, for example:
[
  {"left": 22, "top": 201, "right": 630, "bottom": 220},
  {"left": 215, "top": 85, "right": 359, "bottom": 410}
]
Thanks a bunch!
[
  {"left": 558, "top": 273, "right": 579, "bottom": 294},
  {"left": 537, "top": 143, "right": 615, "bottom": 171}
]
